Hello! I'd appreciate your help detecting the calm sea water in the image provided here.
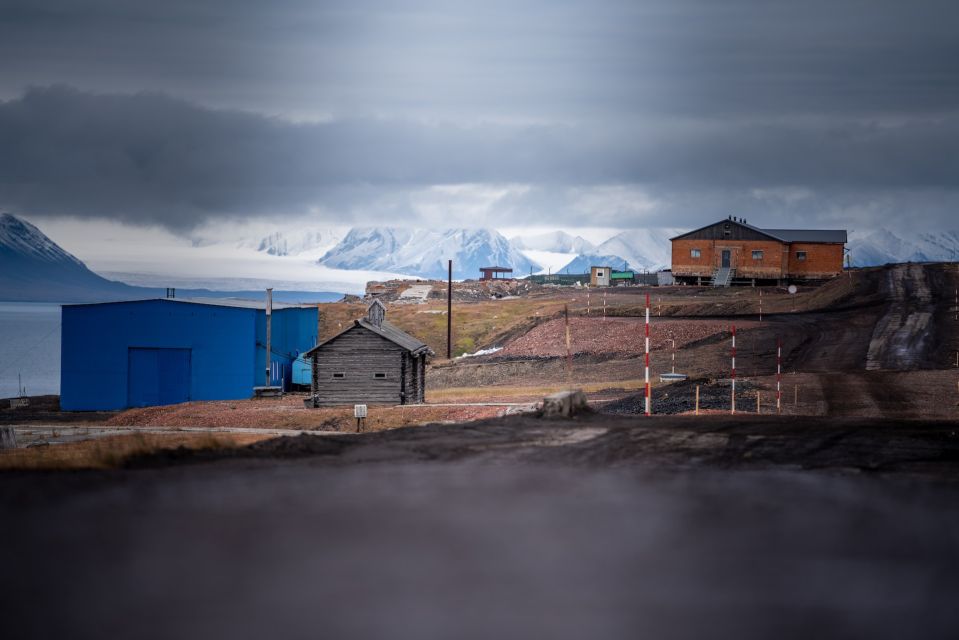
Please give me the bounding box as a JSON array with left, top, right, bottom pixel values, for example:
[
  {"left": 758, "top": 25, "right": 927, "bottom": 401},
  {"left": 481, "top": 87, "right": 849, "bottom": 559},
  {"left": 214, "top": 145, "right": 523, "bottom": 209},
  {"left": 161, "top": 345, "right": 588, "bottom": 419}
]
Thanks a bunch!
[{"left": 0, "top": 302, "right": 62, "bottom": 399}]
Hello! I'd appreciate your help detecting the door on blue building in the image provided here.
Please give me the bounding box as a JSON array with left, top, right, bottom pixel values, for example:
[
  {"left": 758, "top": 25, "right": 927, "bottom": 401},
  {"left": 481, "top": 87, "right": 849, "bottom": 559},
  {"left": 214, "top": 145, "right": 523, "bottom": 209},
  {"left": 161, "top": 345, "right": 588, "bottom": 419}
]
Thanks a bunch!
[{"left": 128, "top": 348, "right": 192, "bottom": 407}]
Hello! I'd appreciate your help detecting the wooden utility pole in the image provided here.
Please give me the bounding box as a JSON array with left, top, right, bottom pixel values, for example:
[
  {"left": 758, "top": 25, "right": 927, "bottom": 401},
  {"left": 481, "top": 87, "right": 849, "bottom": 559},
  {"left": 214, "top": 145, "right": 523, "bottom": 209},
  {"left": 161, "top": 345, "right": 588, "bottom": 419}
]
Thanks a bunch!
[
  {"left": 265, "top": 288, "right": 273, "bottom": 386},
  {"left": 447, "top": 259, "right": 452, "bottom": 360}
]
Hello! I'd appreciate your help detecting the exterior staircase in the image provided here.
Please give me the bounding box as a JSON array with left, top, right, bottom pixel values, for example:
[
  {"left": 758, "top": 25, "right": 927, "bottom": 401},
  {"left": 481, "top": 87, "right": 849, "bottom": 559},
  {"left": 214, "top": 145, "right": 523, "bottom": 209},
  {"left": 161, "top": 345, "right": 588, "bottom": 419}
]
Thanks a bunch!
[{"left": 712, "top": 267, "right": 734, "bottom": 287}]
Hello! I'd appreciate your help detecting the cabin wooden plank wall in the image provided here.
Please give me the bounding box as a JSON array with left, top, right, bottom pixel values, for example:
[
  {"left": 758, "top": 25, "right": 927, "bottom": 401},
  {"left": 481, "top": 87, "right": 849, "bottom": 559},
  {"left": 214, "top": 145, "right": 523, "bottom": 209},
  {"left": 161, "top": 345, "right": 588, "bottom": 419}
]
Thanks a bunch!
[
  {"left": 308, "top": 325, "right": 427, "bottom": 406},
  {"left": 312, "top": 327, "right": 407, "bottom": 405}
]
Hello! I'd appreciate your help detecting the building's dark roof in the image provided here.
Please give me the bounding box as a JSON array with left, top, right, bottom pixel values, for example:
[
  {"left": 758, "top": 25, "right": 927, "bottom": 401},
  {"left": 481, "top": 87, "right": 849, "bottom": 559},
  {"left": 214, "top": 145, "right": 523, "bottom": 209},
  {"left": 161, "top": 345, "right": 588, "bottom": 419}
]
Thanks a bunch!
[
  {"left": 761, "top": 228, "right": 848, "bottom": 243},
  {"left": 480, "top": 266, "right": 513, "bottom": 271},
  {"left": 304, "top": 318, "right": 432, "bottom": 357},
  {"left": 670, "top": 219, "right": 847, "bottom": 244},
  {"left": 65, "top": 297, "right": 309, "bottom": 310}
]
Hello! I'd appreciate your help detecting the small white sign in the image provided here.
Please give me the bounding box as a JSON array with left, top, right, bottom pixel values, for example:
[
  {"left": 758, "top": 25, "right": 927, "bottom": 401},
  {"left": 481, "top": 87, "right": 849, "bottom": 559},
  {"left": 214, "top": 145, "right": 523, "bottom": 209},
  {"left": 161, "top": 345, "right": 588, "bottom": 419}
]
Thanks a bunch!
[
  {"left": 354, "top": 404, "right": 368, "bottom": 418},
  {"left": 9, "top": 397, "right": 29, "bottom": 409}
]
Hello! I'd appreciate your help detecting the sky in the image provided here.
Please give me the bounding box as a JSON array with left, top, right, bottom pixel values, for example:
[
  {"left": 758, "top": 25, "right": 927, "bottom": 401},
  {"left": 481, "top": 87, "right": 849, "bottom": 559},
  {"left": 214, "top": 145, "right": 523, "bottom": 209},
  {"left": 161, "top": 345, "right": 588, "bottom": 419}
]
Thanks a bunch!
[{"left": 1, "top": 0, "right": 958, "bottom": 267}]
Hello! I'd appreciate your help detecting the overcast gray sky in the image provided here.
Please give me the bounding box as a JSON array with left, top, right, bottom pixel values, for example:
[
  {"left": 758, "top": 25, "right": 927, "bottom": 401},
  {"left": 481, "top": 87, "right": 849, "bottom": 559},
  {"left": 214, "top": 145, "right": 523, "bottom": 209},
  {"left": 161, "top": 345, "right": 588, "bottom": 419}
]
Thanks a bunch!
[{"left": 1, "top": 0, "right": 957, "bottom": 234}]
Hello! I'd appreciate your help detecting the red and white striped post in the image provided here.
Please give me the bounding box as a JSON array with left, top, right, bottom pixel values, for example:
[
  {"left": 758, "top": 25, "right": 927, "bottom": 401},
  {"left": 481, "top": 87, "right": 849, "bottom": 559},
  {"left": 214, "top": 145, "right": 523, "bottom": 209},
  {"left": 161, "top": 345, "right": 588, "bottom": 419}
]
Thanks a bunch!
[
  {"left": 759, "top": 289, "right": 763, "bottom": 322},
  {"left": 776, "top": 338, "right": 782, "bottom": 413},
  {"left": 645, "top": 292, "right": 651, "bottom": 416},
  {"left": 731, "top": 324, "right": 736, "bottom": 414}
]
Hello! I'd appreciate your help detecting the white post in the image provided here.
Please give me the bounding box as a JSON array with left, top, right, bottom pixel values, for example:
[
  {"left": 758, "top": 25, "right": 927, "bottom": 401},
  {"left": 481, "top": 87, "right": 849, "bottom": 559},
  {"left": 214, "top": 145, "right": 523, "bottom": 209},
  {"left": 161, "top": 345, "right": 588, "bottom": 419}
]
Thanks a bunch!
[
  {"left": 645, "top": 292, "right": 650, "bottom": 416},
  {"left": 671, "top": 338, "right": 675, "bottom": 374},
  {"left": 603, "top": 291, "right": 607, "bottom": 320},
  {"left": 776, "top": 338, "right": 782, "bottom": 413},
  {"left": 759, "top": 289, "right": 763, "bottom": 322}
]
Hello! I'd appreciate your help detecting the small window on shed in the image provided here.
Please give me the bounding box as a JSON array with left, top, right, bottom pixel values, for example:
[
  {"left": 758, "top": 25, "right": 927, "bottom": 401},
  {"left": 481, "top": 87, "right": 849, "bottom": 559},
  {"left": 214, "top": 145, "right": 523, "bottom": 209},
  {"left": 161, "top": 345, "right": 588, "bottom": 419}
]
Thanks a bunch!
[
  {"left": 373, "top": 372, "right": 386, "bottom": 379},
  {"left": 690, "top": 248, "right": 701, "bottom": 258},
  {"left": 596, "top": 270, "right": 604, "bottom": 277},
  {"left": 796, "top": 251, "right": 807, "bottom": 261},
  {"left": 752, "top": 250, "right": 764, "bottom": 260},
  {"left": 332, "top": 372, "right": 345, "bottom": 379}
]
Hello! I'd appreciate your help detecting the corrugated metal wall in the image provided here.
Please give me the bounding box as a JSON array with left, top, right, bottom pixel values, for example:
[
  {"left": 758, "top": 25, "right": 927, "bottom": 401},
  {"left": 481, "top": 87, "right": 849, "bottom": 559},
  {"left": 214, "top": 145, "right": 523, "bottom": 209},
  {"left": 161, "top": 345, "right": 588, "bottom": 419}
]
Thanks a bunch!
[{"left": 61, "top": 300, "right": 317, "bottom": 410}]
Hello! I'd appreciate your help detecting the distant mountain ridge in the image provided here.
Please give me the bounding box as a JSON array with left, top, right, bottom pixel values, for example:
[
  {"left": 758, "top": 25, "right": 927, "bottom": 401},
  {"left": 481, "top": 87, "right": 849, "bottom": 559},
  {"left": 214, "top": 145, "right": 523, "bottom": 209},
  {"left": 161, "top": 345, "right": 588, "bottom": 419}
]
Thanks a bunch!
[
  {"left": 510, "top": 231, "right": 594, "bottom": 254},
  {"left": 320, "top": 227, "right": 540, "bottom": 279},
  {"left": 252, "top": 228, "right": 341, "bottom": 257},
  {"left": 0, "top": 213, "right": 339, "bottom": 303},
  {"left": 0, "top": 213, "right": 146, "bottom": 301}
]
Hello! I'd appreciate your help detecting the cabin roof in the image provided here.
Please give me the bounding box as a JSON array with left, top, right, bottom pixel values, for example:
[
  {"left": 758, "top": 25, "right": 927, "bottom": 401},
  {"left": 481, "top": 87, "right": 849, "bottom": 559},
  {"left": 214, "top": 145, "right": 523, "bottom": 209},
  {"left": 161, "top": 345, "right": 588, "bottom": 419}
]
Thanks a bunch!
[{"left": 304, "top": 317, "right": 432, "bottom": 357}]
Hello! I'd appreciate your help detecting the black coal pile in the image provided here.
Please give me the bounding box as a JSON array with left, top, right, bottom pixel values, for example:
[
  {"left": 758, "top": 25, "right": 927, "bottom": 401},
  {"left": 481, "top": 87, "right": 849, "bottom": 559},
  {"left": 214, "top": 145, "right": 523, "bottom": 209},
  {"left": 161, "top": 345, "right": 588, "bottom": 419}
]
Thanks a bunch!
[{"left": 603, "top": 378, "right": 761, "bottom": 415}]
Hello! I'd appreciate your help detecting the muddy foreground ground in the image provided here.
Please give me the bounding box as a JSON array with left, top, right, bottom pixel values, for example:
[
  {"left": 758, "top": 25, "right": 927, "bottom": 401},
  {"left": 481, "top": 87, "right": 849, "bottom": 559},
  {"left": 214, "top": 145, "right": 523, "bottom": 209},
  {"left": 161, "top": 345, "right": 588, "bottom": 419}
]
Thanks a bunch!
[{"left": 3, "top": 412, "right": 959, "bottom": 640}]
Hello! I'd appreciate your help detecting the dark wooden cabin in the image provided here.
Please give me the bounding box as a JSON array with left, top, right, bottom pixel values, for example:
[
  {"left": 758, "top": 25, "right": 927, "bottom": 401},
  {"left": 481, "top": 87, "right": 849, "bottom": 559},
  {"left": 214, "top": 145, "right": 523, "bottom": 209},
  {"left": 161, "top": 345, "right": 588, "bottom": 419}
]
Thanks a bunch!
[{"left": 303, "top": 300, "right": 432, "bottom": 407}]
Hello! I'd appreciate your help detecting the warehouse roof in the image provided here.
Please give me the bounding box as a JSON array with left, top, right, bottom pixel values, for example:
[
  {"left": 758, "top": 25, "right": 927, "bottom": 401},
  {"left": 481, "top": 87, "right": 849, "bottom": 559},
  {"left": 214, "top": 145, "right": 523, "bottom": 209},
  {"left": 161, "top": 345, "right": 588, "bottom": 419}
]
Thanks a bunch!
[{"left": 65, "top": 297, "right": 312, "bottom": 310}]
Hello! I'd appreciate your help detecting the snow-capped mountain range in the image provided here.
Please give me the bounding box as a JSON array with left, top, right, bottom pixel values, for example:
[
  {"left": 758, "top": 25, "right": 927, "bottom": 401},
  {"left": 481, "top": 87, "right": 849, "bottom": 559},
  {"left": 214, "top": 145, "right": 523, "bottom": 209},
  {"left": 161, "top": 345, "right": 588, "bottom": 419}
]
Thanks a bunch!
[
  {"left": 306, "top": 224, "right": 959, "bottom": 279},
  {"left": 319, "top": 228, "right": 540, "bottom": 280},
  {"left": 846, "top": 229, "right": 959, "bottom": 266},
  {"left": 252, "top": 229, "right": 342, "bottom": 257},
  {"left": 510, "top": 231, "right": 595, "bottom": 254}
]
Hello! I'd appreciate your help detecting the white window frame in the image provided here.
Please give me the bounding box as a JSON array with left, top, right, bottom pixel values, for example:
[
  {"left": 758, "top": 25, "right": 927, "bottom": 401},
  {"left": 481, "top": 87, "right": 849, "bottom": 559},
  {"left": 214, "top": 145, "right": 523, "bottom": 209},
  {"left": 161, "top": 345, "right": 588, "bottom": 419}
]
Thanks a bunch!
[
  {"left": 752, "top": 250, "right": 764, "bottom": 260},
  {"left": 796, "top": 251, "right": 807, "bottom": 261},
  {"left": 690, "top": 248, "right": 701, "bottom": 258}
]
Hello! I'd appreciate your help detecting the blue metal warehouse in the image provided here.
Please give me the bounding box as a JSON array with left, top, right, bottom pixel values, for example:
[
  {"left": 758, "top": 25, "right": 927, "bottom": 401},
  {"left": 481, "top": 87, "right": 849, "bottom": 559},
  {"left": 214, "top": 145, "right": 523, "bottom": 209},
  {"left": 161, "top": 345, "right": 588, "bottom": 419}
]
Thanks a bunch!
[{"left": 60, "top": 298, "right": 318, "bottom": 410}]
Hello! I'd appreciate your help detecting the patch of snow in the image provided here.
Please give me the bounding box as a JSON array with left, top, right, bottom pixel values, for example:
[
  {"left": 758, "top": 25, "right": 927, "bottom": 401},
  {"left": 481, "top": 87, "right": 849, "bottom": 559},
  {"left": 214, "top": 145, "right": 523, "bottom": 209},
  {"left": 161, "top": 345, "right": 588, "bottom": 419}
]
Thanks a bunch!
[{"left": 456, "top": 346, "right": 503, "bottom": 359}]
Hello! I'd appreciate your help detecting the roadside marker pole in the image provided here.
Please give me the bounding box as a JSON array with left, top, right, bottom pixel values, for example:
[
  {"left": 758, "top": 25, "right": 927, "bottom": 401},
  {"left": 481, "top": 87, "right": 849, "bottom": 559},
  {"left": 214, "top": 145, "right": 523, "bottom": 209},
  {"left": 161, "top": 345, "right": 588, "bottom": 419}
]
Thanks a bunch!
[
  {"left": 759, "top": 289, "right": 763, "bottom": 322},
  {"left": 587, "top": 288, "right": 590, "bottom": 316},
  {"left": 565, "top": 305, "right": 572, "bottom": 390},
  {"left": 776, "top": 338, "right": 782, "bottom": 413},
  {"left": 731, "top": 324, "right": 736, "bottom": 415},
  {"left": 756, "top": 392, "right": 761, "bottom": 414},
  {"left": 603, "top": 291, "right": 607, "bottom": 320},
  {"left": 645, "top": 293, "right": 651, "bottom": 416},
  {"left": 671, "top": 338, "right": 676, "bottom": 374},
  {"left": 695, "top": 385, "right": 700, "bottom": 415}
]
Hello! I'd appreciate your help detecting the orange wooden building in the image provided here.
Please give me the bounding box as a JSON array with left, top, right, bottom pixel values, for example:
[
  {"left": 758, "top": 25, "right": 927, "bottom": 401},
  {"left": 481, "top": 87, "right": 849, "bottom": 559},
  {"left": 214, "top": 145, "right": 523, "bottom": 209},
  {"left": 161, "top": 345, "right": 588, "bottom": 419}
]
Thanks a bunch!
[{"left": 670, "top": 217, "right": 847, "bottom": 285}]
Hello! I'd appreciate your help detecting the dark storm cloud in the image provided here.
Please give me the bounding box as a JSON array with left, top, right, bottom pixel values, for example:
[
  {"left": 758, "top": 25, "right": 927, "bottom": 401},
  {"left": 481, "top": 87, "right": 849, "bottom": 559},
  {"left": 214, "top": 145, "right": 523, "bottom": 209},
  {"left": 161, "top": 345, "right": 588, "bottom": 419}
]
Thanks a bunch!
[
  {"left": 2, "top": 1, "right": 958, "bottom": 120},
  {"left": 1, "top": 2, "right": 958, "bottom": 231},
  {"left": 1, "top": 86, "right": 957, "bottom": 230}
]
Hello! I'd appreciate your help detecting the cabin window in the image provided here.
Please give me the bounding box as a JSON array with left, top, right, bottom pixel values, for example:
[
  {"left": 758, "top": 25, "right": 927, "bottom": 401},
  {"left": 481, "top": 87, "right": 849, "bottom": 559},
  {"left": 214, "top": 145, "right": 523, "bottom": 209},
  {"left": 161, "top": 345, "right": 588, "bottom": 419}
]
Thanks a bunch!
[
  {"left": 723, "top": 223, "right": 731, "bottom": 238},
  {"left": 373, "top": 372, "right": 386, "bottom": 379},
  {"left": 796, "top": 251, "right": 807, "bottom": 261},
  {"left": 332, "top": 372, "right": 345, "bottom": 379},
  {"left": 752, "top": 250, "right": 764, "bottom": 260},
  {"left": 690, "top": 249, "right": 701, "bottom": 258}
]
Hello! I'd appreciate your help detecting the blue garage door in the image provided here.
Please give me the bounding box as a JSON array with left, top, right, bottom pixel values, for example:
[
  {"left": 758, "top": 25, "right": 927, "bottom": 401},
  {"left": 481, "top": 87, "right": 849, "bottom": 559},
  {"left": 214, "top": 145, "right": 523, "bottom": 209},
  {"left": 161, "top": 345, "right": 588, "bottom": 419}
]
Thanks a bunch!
[{"left": 128, "top": 348, "right": 192, "bottom": 407}]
